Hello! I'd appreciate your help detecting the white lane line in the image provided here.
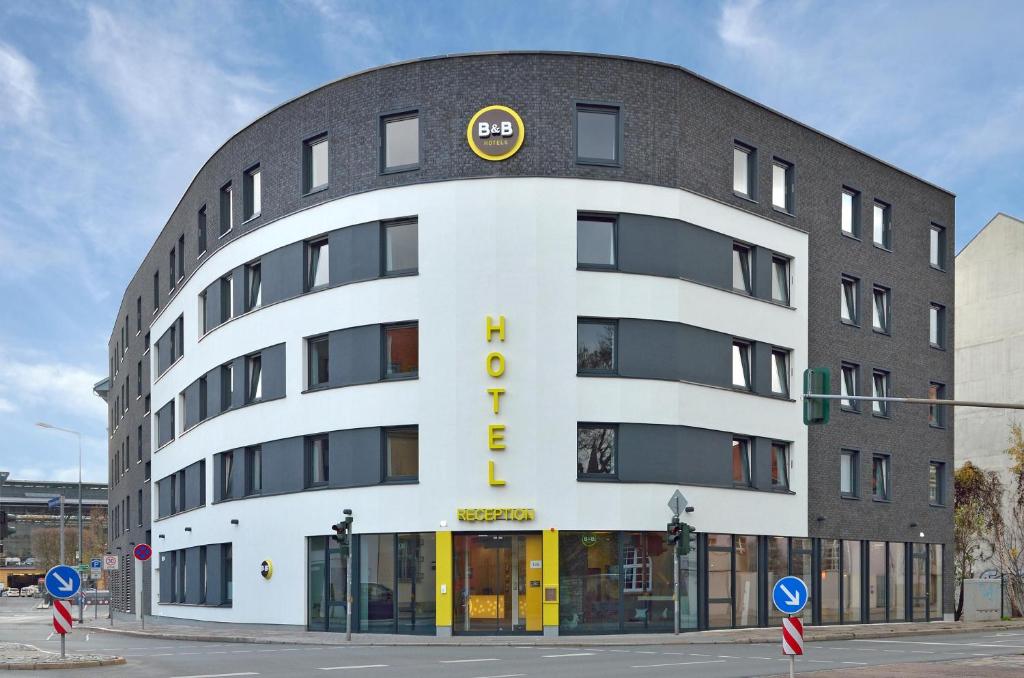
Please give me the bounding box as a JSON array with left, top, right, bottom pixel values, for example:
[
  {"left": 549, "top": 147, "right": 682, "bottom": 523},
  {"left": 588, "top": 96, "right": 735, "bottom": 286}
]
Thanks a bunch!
[
  {"left": 440, "top": 658, "right": 501, "bottom": 664},
  {"left": 634, "top": 650, "right": 657, "bottom": 654},
  {"left": 690, "top": 653, "right": 712, "bottom": 656},
  {"left": 841, "top": 662, "right": 868, "bottom": 665},
  {"left": 807, "top": 660, "right": 833, "bottom": 664},
  {"left": 853, "top": 639, "right": 1024, "bottom": 649},
  {"left": 910, "top": 650, "right": 935, "bottom": 654},
  {"left": 149, "top": 653, "right": 175, "bottom": 657},
  {"left": 542, "top": 652, "right": 594, "bottom": 658},
  {"left": 85, "top": 634, "right": 90, "bottom": 641},
  {"left": 631, "top": 660, "right": 726, "bottom": 668},
  {"left": 749, "top": 656, "right": 776, "bottom": 660},
  {"left": 317, "top": 666, "right": 388, "bottom": 672},
  {"left": 467, "top": 675, "right": 525, "bottom": 678},
  {"left": 169, "top": 674, "right": 260, "bottom": 678},
  {"left": 716, "top": 655, "right": 741, "bottom": 659}
]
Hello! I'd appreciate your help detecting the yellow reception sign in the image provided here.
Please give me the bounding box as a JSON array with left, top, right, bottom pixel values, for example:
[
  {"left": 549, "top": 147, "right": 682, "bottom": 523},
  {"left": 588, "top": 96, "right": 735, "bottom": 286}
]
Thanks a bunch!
[{"left": 457, "top": 508, "right": 536, "bottom": 522}]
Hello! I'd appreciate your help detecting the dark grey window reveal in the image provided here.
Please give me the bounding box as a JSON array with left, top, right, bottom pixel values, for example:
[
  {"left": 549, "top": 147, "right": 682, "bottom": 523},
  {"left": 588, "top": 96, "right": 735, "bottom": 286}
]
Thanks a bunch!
[
  {"left": 771, "top": 442, "right": 789, "bottom": 490},
  {"left": 306, "top": 238, "right": 329, "bottom": 290},
  {"left": 385, "top": 427, "right": 418, "bottom": 481},
  {"left": 306, "top": 435, "right": 329, "bottom": 486},
  {"left": 243, "top": 165, "right": 261, "bottom": 220},
  {"left": 577, "top": 424, "right": 616, "bottom": 478},
  {"left": 577, "top": 319, "right": 616, "bottom": 374},
  {"left": 303, "top": 134, "right": 328, "bottom": 193},
  {"left": 841, "top": 275, "right": 859, "bottom": 325},
  {"left": 732, "top": 141, "right": 756, "bottom": 198},
  {"left": 873, "top": 200, "right": 892, "bottom": 249},
  {"left": 219, "top": 275, "right": 233, "bottom": 324},
  {"left": 153, "top": 271, "right": 160, "bottom": 311},
  {"left": 731, "top": 438, "right": 752, "bottom": 486},
  {"left": 771, "top": 349, "right": 789, "bottom": 396},
  {"left": 841, "top": 362, "right": 860, "bottom": 411},
  {"left": 169, "top": 248, "right": 176, "bottom": 291},
  {"left": 929, "top": 461, "right": 945, "bottom": 505},
  {"left": 930, "top": 224, "right": 946, "bottom": 269},
  {"left": 219, "top": 183, "right": 232, "bottom": 236},
  {"left": 307, "top": 335, "right": 329, "bottom": 388},
  {"left": 732, "top": 340, "right": 751, "bottom": 390},
  {"left": 246, "top": 445, "right": 262, "bottom": 495},
  {"left": 872, "top": 285, "right": 891, "bottom": 334},
  {"left": 577, "top": 215, "right": 616, "bottom": 268},
  {"left": 136, "top": 296, "right": 142, "bottom": 333},
  {"left": 576, "top": 103, "right": 620, "bottom": 166},
  {"left": 928, "top": 382, "right": 946, "bottom": 428},
  {"left": 872, "top": 369, "right": 891, "bottom": 417},
  {"left": 144, "top": 394, "right": 150, "bottom": 414},
  {"left": 137, "top": 424, "right": 142, "bottom": 461},
  {"left": 381, "top": 111, "right": 419, "bottom": 173},
  {"left": 177, "top": 235, "right": 185, "bottom": 280},
  {"left": 220, "top": 362, "right": 233, "bottom": 411},
  {"left": 383, "top": 219, "right": 418, "bottom": 275},
  {"left": 137, "top": 489, "right": 143, "bottom": 527},
  {"left": 771, "top": 256, "right": 790, "bottom": 305},
  {"left": 199, "top": 290, "right": 208, "bottom": 335},
  {"left": 198, "top": 376, "right": 208, "bottom": 420},
  {"left": 732, "top": 242, "right": 752, "bottom": 294},
  {"left": 872, "top": 454, "right": 891, "bottom": 501},
  {"left": 930, "top": 303, "right": 946, "bottom": 348},
  {"left": 144, "top": 331, "right": 150, "bottom": 351},
  {"left": 246, "top": 353, "right": 262, "bottom": 403},
  {"left": 221, "top": 450, "right": 234, "bottom": 498},
  {"left": 136, "top": 360, "right": 142, "bottom": 396},
  {"left": 245, "top": 260, "right": 261, "bottom": 311},
  {"left": 198, "top": 206, "right": 207, "bottom": 256},
  {"left": 383, "top": 323, "right": 418, "bottom": 379},
  {"left": 840, "top": 449, "right": 858, "bottom": 497},
  {"left": 841, "top": 187, "right": 861, "bottom": 237},
  {"left": 772, "top": 158, "right": 794, "bottom": 212}
]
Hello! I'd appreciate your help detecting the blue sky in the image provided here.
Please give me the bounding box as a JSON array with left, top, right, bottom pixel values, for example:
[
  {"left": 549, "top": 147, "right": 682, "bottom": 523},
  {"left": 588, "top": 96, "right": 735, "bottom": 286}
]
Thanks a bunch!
[{"left": 0, "top": 0, "right": 1022, "bottom": 483}]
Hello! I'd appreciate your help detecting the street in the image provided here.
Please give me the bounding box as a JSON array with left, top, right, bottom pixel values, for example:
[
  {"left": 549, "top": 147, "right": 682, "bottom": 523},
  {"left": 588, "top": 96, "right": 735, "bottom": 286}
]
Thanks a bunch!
[{"left": 2, "top": 599, "right": 1024, "bottom": 677}]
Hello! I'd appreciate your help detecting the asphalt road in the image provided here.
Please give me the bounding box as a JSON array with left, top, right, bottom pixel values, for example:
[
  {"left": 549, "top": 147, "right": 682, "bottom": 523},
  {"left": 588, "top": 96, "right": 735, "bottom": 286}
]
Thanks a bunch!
[{"left": 3, "top": 599, "right": 1024, "bottom": 677}]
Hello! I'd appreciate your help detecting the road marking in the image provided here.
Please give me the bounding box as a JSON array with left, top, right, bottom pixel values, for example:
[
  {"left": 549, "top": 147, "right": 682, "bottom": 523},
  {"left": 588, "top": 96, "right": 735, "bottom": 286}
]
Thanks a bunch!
[
  {"left": 910, "top": 650, "right": 935, "bottom": 653},
  {"left": 690, "top": 653, "right": 712, "bottom": 656},
  {"left": 841, "top": 662, "right": 868, "bottom": 665},
  {"left": 807, "top": 660, "right": 833, "bottom": 664},
  {"left": 317, "top": 666, "right": 388, "bottom": 672},
  {"left": 853, "top": 639, "right": 1024, "bottom": 649},
  {"left": 631, "top": 660, "right": 726, "bottom": 668},
  {"left": 716, "top": 655, "right": 741, "bottom": 659},
  {"left": 440, "top": 659, "right": 501, "bottom": 663},
  {"left": 168, "top": 674, "right": 260, "bottom": 678},
  {"left": 542, "top": 652, "right": 594, "bottom": 658},
  {"left": 467, "top": 675, "right": 525, "bottom": 678},
  {"left": 634, "top": 650, "right": 657, "bottom": 654}
]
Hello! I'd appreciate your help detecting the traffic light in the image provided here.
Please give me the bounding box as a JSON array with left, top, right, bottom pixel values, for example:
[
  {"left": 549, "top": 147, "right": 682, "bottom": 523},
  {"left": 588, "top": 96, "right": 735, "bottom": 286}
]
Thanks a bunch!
[
  {"left": 0, "top": 511, "right": 14, "bottom": 539},
  {"left": 803, "top": 367, "right": 831, "bottom": 425},
  {"left": 678, "top": 522, "right": 693, "bottom": 556},
  {"left": 666, "top": 515, "right": 681, "bottom": 547},
  {"left": 331, "top": 509, "right": 354, "bottom": 556}
]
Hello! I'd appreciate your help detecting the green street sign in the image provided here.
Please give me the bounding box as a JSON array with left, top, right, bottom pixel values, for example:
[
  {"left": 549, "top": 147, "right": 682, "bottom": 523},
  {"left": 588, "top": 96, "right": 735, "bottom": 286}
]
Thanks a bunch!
[{"left": 803, "top": 367, "right": 831, "bottom": 425}]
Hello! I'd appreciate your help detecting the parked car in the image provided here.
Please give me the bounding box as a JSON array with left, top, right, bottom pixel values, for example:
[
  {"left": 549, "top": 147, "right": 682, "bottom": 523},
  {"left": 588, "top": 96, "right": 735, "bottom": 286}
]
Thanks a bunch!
[
  {"left": 19, "top": 585, "right": 39, "bottom": 597},
  {"left": 3, "top": 588, "right": 21, "bottom": 597}
]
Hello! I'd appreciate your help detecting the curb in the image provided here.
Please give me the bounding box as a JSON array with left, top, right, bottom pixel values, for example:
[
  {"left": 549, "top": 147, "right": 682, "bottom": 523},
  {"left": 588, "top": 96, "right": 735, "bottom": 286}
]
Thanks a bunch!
[{"left": 0, "top": 657, "right": 126, "bottom": 671}]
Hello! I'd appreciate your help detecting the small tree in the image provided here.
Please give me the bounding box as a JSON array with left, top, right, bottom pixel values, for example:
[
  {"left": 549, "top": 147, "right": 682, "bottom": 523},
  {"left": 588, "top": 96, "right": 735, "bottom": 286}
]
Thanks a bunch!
[
  {"left": 954, "top": 461, "right": 1003, "bottom": 619},
  {"left": 994, "top": 422, "right": 1024, "bottom": 616}
]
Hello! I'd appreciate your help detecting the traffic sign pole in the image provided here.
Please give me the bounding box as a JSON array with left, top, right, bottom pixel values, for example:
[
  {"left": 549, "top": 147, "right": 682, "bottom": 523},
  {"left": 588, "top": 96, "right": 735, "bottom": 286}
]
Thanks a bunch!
[{"left": 133, "top": 544, "right": 151, "bottom": 630}]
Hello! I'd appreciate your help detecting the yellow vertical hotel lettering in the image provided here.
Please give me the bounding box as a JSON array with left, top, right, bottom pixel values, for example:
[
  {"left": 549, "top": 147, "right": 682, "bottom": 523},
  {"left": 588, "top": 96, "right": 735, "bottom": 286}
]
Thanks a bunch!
[
  {"left": 485, "top": 315, "right": 505, "bottom": 342},
  {"left": 486, "top": 315, "right": 507, "bottom": 487}
]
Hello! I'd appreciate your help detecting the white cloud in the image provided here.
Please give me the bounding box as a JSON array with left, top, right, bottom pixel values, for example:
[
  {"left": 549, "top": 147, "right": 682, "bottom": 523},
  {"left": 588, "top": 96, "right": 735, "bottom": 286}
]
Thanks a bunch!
[
  {"left": 0, "top": 41, "right": 42, "bottom": 127},
  {"left": 0, "top": 347, "right": 105, "bottom": 422},
  {"left": 0, "top": 396, "right": 15, "bottom": 413},
  {"left": 718, "top": 0, "right": 774, "bottom": 51}
]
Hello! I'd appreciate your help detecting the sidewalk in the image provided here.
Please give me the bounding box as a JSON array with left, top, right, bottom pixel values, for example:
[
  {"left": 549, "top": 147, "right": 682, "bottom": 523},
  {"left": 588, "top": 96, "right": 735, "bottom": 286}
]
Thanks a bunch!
[{"left": 82, "top": 617, "right": 1024, "bottom": 647}]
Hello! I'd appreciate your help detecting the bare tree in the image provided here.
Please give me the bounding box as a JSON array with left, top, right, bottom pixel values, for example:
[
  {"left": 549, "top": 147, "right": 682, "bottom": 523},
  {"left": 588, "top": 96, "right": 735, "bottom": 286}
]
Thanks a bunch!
[
  {"left": 953, "top": 461, "right": 1002, "bottom": 619},
  {"left": 993, "top": 423, "right": 1024, "bottom": 616}
]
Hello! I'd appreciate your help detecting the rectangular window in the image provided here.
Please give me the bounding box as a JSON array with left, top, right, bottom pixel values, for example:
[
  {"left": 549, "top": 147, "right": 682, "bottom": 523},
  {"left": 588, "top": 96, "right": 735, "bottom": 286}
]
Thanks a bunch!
[
  {"left": 144, "top": 394, "right": 150, "bottom": 414},
  {"left": 381, "top": 111, "right": 419, "bottom": 172},
  {"left": 223, "top": 544, "right": 233, "bottom": 604},
  {"left": 144, "top": 331, "right": 150, "bottom": 352},
  {"left": 383, "top": 323, "right": 418, "bottom": 379},
  {"left": 219, "top": 183, "right": 233, "bottom": 236},
  {"left": 576, "top": 104, "right": 620, "bottom": 165},
  {"left": 246, "top": 353, "right": 262, "bottom": 403},
  {"left": 928, "top": 382, "right": 946, "bottom": 428},
  {"left": 306, "top": 238, "right": 329, "bottom": 290},
  {"left": 841, "top": 275, "right": 859, "bottom": 324},
  {"left": 304, "top": 134, "right": 328, "bottom": 192},
  {"left": 245, "top": 261, "right": 261, "bottom": 311},
  {"left": 930, "top": 303, "right": 946, "bottom": 348},
  {"left": 873, "top": 200, "right": 892, "bottom": 249},
  {"left": 136, "top": 360, "right": 142, "bottom": 396},
  {"left": 243, "top": 165, "right": 261, "bottom": 219},
  {"left": 577, "top": 215, "right": 616, "bottom": 268},
  {"left": 220, "top": 362, "right": 234, "bottom": 410},
  {"left": 198, "top": 290, "right": 208, "bottom": 335},
  {"left": 198, "top": 375, "right": 208, "bottom": 420},
  {"left": 733, "top": 142, "right": 755, "bottom": 197},
  {"left": 841, "top": 188, "right": 860, "bottom": 236},
  {"left": 177, "top": 234, "right": 185, "bottom": 280},
  {"left": 153, "top": 271, "right": 160, "bottom": 311},
  {"left": 771, "top": 442, "right": 789, "bottom": 490},
  {"left": 929, "top": 461, "right": 945, "bottom": 505},
  {"left": 136, "top": 296, "right": 142, "bottom": 333},
  {"left": 771, "top": 256, "right": 790, "bottom": 305},
  {"left": 137, "top": 489, "right": 143, "bottom": 527},
  {"left": 872, "top": 369, "right": 891, "bottom": 416},
  {"left": 221, "top": 450, "right": 234, "bottom": 498},
  {"left": 732, "top": 340, "right": 751, "bottom": 390},
  {"left": 307, "top": 335, "right": 329, "bottom": 388},
  {"left": 577, "top": 424, "right": 616, "bottom": 477},
  {"left": 577, "top": 319, "right": 616, "bottom": 374},
  {"left": 772, "top": 159, "right": 793, "bottom": 212},
  {"left": 840, "top": 449, "right": 858, "bottom": 497},
  {"left": 930, "top": 224, "right": 946, "bottom": 269},
  {"left": 137, "top": 424, "right": 143, "bottom": 461},
  {"left": 169, "top": 248, "right": 176, "bottom": 290},
  {"left": 732, "top": 243, "right": 752, "bottom": 294},
  {"left": 872, "top": 285, "right": 891, "bottom": 333},
  {"left": 840, "top": 362, "right": 860, "bottom": 411},
  {"left": 872, "top": 454, "right": 891, "bottom": 500},
  {"left": 732, "top": 438, "right": 751, "bottom": 486},
  {"left": 307, "top": 435, "right": 329, "bottom": 486},
  {"left": 770, "top": 349, "right": 789, "bottom": 396},
  {"left": 198, "top": 206, "right": 207, "bottom": 256},
  {"left": 246, "top": 445, "right": 262, "bottom": 495},
  {"left": 383, "top": 219, "right": 418, "bottom": 275},
  {"left": 219, "top": 275, "right": 233, "bottom": 323},
  {"left": 385, "top": 428, "right": 419, "bottom": 481}
]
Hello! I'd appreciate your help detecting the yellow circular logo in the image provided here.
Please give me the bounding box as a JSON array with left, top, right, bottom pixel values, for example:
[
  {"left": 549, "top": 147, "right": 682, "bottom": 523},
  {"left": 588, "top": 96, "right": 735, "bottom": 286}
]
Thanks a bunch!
[
  {"left": 467, "top": 105, "right": 525, "bottom": 161},
  {"left": 260, "top": 559, "right": 273, "bottom": 580}
]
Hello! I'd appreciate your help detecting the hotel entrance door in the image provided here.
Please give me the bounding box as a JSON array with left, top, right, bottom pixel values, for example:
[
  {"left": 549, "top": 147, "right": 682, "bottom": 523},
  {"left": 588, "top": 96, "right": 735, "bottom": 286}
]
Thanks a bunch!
[{"left": 453, "top": 533, "right": 542, "bottom": 634}]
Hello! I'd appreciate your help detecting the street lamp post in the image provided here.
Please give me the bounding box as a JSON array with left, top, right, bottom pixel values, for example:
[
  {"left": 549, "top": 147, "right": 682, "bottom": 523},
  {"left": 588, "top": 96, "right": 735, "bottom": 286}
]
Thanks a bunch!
[{"left": 36, "top": 422, "right": 84, "bottom": 622}]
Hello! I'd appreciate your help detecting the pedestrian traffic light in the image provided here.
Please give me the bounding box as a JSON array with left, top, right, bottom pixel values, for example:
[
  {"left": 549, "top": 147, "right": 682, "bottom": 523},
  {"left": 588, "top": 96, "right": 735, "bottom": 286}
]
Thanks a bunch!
[
  {"left": 678, "top": 522, "right": 693, "bottom": 556},
  {"left": 666, "top": 515, "right": 681, "bottom": 546},
  {"left": 803, "top": 367, "right": 831, "bottom": 425},
  {"left": 0, "top": 511, "right": 14, "bottom": 539},
  {"left": 331, "top": 509, "right": 354, "bottom": 556}
]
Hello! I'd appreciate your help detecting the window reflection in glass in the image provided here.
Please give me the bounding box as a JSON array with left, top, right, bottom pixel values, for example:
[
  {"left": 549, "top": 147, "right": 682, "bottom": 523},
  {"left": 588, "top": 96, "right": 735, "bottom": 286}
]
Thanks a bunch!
[
  {"left": 384, "top": 220, "right": 418, "bottom": 274},
  {"left": 577, "top": 425, "right": 615, "bottom": 477},
  {"left": 386, "top": 428, "right": 418, "bottom": 480},
  {"left": 308, "top": 335, "right": 329, "bottom": 388},
  {"left": 384, "top": 114, "right": 419, "bottom": 170},
  {"left": 577, "top": 217, "right": 616, "bottom": 267},
  {"left": 732, "top": 244, "right": 752, "bottom": 293},
  {"left": 577, "top": 321, "right": 616, "bottom": 373},
  {"left": 577, "top": 107, "right": 619, "bottom": 163},
  {"left": 732, "top": 341, "right": 751, "bottom": 389}
]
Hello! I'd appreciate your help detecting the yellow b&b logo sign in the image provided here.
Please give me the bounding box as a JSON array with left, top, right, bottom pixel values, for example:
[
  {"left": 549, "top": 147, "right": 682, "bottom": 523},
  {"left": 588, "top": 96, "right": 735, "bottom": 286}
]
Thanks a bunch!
[{"left": 467, "top": 105, "right": 524, "bottom": 161}]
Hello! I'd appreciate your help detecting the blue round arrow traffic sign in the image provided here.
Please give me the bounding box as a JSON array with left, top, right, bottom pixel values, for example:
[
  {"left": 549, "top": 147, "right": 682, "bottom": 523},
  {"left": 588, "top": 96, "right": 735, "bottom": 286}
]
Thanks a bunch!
[
  {"left": 772, "top": 575, "right": 808, "bottom": 615},
  {"left": 44, "top": 565, "right": 82, "bottom": 600}
]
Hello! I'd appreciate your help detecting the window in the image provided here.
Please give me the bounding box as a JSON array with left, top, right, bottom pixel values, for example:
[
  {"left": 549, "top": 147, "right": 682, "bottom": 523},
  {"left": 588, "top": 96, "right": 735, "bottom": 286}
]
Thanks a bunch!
[
  {"left": 771, "top": 442, "right": 789, "bottom": 490},
  {"left": 307, "top": 435, "right": 329, "bottom": 486},
  {"left": 576, "top": 104, "right": 620, "bottom": 165},
  {"left": 732, "top": 340, "right": 751, "bottom": 390},
  {"left": 137, "top": 489, "right": 143, "bottom": 527},
  {"left": 169, "top": 248, "right": 176, "bottom": 290},
  {"left": 840, "top": 362, "right": 860, "bottom": 411},
  {"left": 733, "top": 142, "right": 755, "bottom": 197},
  {"left": 153, "top": 271, "right": 160, "bottom": 311},
  {"left": 306, "top": 238, "right": 329, "bottom": 290},
  {"left": 307, "top": 335, "right": 329, "bottom": 388},
  {"left": 137, "top": 424, "right": 143, "bottom": 461},
  {"left": 219, "top": 275, "right": 233, "bottom": 323},
  {"left": 198, "top": 206, "right": 207, "bottom": 256},
  {"left": 930, "top": 224, "right": 946, "bottom": 269},
  {"left": 872, "top": 285, "right": 891, "bottom": 334},
  {"left": 577, "top": 215, "right": 616, "bottom": 268},
  {"left": 136, "top": 296, "right": 142, "bottom": 333},
  {"left": 198, "top": 376, "right": 208, "bottom": 420},
  {"left": 929, "top": 461, "right": 945, "bottom": 505},
  {"left": 177, "top": 234, "right": 185, "bottom": 280},
  {"left": 873, "top": 200, "right": 891, "bottom": 249},
  {"left": 732, "top": 243, "right": 752, "bottom": 294},
  {"left": 732, "top": 438, "right": 752, "bottom": 486},
  {"left": 840, "top": 449, "right": 858, "bottom": 497},
  {"left": 771, "top": 256, "right": 790, "bottom": 305},
  {"left": 246, "top": 445, "right": 262, "bottom": 495},
  {"left": 383, "top": 219, "right": 418, "bottom": 275},
  {"left": 144, "top": 331, "right": 150, "bottom": 352},
  {"left": 198, "top": 290, "right": 208, "bottom": 335},
  {"left": 243, "top": 165, "right": 261, "bottom": 219},
  {"left": 136, "top": 360, "right": 142, "bottom": 396},
  {"left": 385, "top": 428, "right": 418, "bottom": 481},
  {"left": 144, "top": 394, "right": 150, "bottom": 414},
  {"left": 383, "top": 323, "right": 418, "bottom": 379},
  {"left": 304, "top": 134, "right": 328, "bottom": 192},
  {"left": 220, "top": 362, "right": 234, "bottom": 410},
  {"left": 928, "top": 382, "right": 947, "bottom": 428},
  {"left": 223, "top": 544, "right": 233, "bottom": 604},
  {"left": 221, "top": 450, "right": 234, "bottom": 498},
  {"left": 246, "top": 353, "right": 262, "bottom": 403},
  {"left": 841, "top": 188, "right": 860, "bottom": 236},
  {"left": 872, "top": 454, "right": 891, "bottom": 500},
  {"left": 577, "top": 425, "right": 616, "bottom": 477},
  {"left": 577, "top": 320, "right": 616, "bottom": 373},
  {"left": 219, "top": 183, "right": 232, "bottom": 236},
  {"left": 771, "top": 349, "right": 789, "bottom": 396},
  {"left": 929, "top": 303, "right": 946, "bottom": 348},
  {"left": 381, "top": 111, "right": 419, "bottom": 172},
  {"left": 841, "top": 275, "right": 859, "bottom": 324},
  {"left": 872, "top": 369, "right": 891, "bottom": 416},
  {"left": 772, "top": 159, "right": 793, "bottom": 212},
  {"left": 245, "top": 261, "right": 261, "bottom": 311}
]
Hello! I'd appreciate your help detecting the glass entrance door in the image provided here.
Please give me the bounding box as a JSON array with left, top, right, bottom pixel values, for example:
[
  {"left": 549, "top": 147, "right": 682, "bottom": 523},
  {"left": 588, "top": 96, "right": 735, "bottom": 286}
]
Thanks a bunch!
[{"left": 453, "top": 533, "right": 542, "bottom": 634}]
